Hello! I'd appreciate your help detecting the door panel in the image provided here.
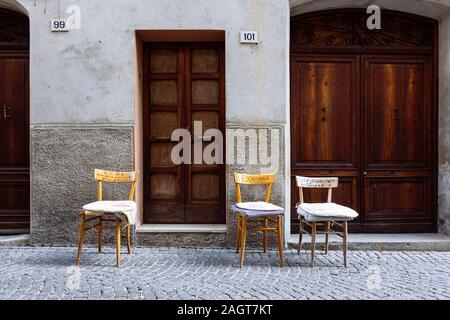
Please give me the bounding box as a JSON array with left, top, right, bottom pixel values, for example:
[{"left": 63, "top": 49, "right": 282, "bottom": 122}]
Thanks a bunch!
[
  {"left": 144, "top": 42, "right": 225, "bottom": 224},
  {"left": 365, "top": 58, "right": 431, "bottom": 169},
  {"left": 185, "top": 43, "right": 225, "bottom": 224},
  {"left": 290, "top": 55, "right": 360, "bottom": 231},
  {"left": 144, "top": 45, "right": 184, "bottom": 223},
  {"left": 291, "top": 56, "right": 359, "bottom": 169},
  {"left": 364, "top": 176, "right": 430, "bottom": 221},
  {"left": 363, "top": 57, "right": 433, "bottom": 226},
  {"left": 0, "top": 56, "right": 29, "bottom": 234}
]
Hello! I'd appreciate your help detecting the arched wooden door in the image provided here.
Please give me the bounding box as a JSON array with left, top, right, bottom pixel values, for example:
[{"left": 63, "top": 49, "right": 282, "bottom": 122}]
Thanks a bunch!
[
  {"left": 0, "top": 8, "right": 29, "bottom": 234},
  {"left": 290, "top": 9, "right": 438, "bottom": 233}
]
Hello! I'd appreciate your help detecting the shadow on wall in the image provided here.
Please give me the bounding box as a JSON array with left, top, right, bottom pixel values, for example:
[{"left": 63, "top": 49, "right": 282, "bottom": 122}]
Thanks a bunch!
[
  {"left": 290, "top": 0, "right": 450, "bottom": 19},
  {"left": 0, "top": 0, "right": 28, "bottom": 15}
]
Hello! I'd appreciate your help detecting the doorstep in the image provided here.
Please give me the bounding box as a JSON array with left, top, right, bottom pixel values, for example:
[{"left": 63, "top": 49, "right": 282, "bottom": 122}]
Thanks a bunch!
[
  {"left": 288, "top": 233, "right": 450, "bottom": 251},
  {"left": 136, "top": 224, "right": 227, "bottom": 233},
  {"left": 0, "top": 234, "right": 30, "bottom": 247},
  {"left": 135, "top": 224, "right": 227, "bottom": 248}
]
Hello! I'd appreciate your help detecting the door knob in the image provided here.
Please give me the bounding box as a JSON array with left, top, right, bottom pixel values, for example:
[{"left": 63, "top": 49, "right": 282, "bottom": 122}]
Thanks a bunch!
[
  {"left": 394, "top": 106, "right": 401, "bottom": 121},
  {"left": 3, "top": 104, "right": 12, "bottom": 120}
]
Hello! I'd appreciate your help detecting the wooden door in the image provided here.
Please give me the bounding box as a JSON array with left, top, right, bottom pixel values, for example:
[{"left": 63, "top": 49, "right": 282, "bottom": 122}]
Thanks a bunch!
[
  {"left": 290, "top": 55, "right": 360, "bottom": 232},
  {"left": 363, "top": 57, "right": 434, "bottom": 232},
  {"left": 290, "top": 9, "right": 437, "bottom": 233},
  {"left": 0, "top": 54, "right": 30, "bottom": 234},
  {"left": 143, "top": 43, "right": 225, "bottom": 224}
]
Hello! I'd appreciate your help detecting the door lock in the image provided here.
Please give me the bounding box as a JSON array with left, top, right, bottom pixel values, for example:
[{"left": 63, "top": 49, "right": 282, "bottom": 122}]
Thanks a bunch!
[
  {"left": 3, "top": 104, "right": 12, "bottom": 120},
  {"left": 394, "top": 106, "right": 401, "bottom": 121}
]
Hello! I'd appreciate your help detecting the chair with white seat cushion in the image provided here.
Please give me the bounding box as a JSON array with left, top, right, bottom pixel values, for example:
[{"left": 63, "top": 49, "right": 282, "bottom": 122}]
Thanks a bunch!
[
  {"left": 231, "top": 173, "right": 285, "bottom": 268},
  {"left": 76, "top": 169, "right": 138, "bottom": 267},
  {"left": 295, "top": 176, "right": 359, "bottom": 267}
]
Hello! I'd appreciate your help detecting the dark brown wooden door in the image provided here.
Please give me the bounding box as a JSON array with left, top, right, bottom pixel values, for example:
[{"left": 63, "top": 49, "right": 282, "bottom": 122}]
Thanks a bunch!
[
  {"left": 143, "top": 43, "right": 225, "bottom": 224},
  {"left": 290, "top": 55, "right": 360, "bottom": 232},
  {"left": 0, "top": 54, "right": 30, "bottom": 234},
  {"left": 363, "top": 57, "right": 434, "bottom": 232},
  {"left": 290, "top": 9, "right": 437, "bottom": 233}
]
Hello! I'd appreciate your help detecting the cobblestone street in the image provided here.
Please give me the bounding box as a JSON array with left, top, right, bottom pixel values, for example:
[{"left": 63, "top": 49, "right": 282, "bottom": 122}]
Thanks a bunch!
[{"left": 0, "top": 247, "right": 449, "bottom": 300}]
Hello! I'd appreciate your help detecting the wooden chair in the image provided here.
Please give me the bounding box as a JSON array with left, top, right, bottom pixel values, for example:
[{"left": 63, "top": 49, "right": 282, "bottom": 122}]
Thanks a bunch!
[
  {"left": 295, "top": 176, "right": 358, "bottom": 267},
  {"left": 232, "top": 173, "right": 285, "bottom": 268},
  {"left": 76, "top": 169, "right": 139, "bottom": 267}
]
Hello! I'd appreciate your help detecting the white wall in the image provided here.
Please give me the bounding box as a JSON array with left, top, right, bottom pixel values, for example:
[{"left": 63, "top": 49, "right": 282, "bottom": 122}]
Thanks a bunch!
[{"left": 13, "top": 0, "right": 289, "bottom": 126}]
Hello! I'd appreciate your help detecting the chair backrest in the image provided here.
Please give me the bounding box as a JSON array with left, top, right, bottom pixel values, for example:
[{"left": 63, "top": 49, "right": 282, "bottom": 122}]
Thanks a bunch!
[
  {"left": 94, "top": 169, "right": 139, "bottom": 201},
  {"left": 234, "top": 173, "right": 276, "bottom": 203},
  {"left": 295, "top": 176, "right": 338, "bottom": 204}
]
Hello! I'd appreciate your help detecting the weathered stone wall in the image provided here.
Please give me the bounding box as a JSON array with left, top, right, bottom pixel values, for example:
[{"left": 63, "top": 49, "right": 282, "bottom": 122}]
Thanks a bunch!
[
  {"left": 225, "top": 125, "right": 286, "bottom": 249},
  {"left": 31, "top": 126, "right": 134, "bottom": 246}
]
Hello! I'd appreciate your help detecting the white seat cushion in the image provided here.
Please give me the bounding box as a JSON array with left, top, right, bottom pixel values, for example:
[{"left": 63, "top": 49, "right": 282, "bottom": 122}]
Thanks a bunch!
[
  {"left": 83, "top": 201, "right": 137, "bottom": 225},
  {"left": 236, "top": 201, "right": 284, "bottom": 211},
  {"left": 297, "top": 203, "right": 358, "bottom": 222}
]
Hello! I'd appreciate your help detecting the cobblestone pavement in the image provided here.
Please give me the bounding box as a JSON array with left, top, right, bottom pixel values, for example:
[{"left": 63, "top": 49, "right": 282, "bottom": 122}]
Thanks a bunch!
[{"left": 0, "top": 247, "right": 449, "bottom": 300}]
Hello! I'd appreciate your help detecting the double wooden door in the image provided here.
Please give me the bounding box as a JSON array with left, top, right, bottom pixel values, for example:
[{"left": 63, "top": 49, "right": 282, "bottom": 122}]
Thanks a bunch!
[
  {"left": 291, "top": 54, "right": 435, "bottom": 232},
  {"left": 0, "top": 53, "right": 30, "bottom": 234},
  {"left": 143, "top": 42, "right": 225, "bottom": 224}
]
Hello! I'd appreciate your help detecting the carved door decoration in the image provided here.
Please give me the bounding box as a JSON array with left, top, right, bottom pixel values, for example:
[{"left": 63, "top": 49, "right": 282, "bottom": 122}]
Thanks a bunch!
[
  {"left": 0, "top": 8, "right": 29, "bottom": 234},
  {"left": 291, "top": 9, "right": 437, "bottom": 233},
  {"left": 143, "top": 42, "right": 225, "bottom": 224}
]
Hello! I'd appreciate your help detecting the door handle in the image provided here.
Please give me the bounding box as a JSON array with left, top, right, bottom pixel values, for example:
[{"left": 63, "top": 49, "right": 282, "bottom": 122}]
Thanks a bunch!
[
  {"left": 394, "top": 106, "right": 401, "bottom": 121},
  {"left": 321, "top": 106, "right": 329, "bottom": 121},
  {"left": 3, "top": 104, "right": 12, "bottom": 120}
]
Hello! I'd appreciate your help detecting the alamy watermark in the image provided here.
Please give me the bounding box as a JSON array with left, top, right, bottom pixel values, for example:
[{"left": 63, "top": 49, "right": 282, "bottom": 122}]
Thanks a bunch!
[
  {"left": 65, "top": 266, "right": 81, "bottom": 291},
  {"left": 171, "top": 122, "right": 280, "bottom": 173}
]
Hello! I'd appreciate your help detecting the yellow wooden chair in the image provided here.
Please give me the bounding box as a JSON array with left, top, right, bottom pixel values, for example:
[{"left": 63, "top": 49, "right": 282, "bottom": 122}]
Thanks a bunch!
[
  {"left": 76, "top": 169, "right": 139, "bottom": 267},
  {"left": 232, "top": 173, "right": 285, "bottom": 268}
]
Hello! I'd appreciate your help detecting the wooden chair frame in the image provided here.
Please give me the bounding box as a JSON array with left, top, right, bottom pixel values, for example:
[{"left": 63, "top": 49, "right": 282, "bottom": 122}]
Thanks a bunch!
[
  {"left": 296, "top": 176, "right": 350, "bottom": 267},
  {"left": 234, "top": 173, "right": 284, "bottom": 268},
  {"left": 76, "top": 169, "right": 139, "bottom": 267}
]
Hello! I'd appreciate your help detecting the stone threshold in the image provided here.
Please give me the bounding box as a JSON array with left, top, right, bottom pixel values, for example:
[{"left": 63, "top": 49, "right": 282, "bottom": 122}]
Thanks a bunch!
[
  {"left": 0, "top": 234, "right": 30, "bottom": 247},
  {"left": 136, "top": 224, "right": 227, "bottom": 234},
  {"left": 288, "top": 233, "right": 450, "bottom": 251}
]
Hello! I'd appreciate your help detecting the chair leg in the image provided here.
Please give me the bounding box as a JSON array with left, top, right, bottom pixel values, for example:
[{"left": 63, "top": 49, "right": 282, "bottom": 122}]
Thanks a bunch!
[
  {"left": 310, "top": 222, "right": 317, "bottom": 267},
  {"left": 239, "top": 217, "right": 247, "bottom": 268},
  {"left": 263, "top": 217, "right": 268, "bottom": 253},
  {"left": 116, "top": 218, "right": 121, "bottom": 267},
  {"left": 76, "top": 213, "right": 85, "bottom": 266},
  {"left": 298, "top": 217, "right": 303, "bottom": 255},
  {"left": 343, "top": 221, "right": 349, "bottom": 268},
  {"left": 324, "top": 221, "right": 330, "bottom": 254},
  {"left": 126, "top": 224, "right": 132, "bottom": 254},
  {"left": 236, "top": 215, "right": 241, "bottom": 253},
  {"left": 277, "top": 215, "right": 284, "bottom": 267},
  {"left": 98, "top": 217, "right": 103, "bottom": 253}
]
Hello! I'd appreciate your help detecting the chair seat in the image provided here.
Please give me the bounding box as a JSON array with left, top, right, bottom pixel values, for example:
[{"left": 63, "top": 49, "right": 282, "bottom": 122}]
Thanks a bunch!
[
  {"left": 297, "top": 202, "right": 358, "bottom": 222},
  {"left": 83, "top": 201, "right": 137, "bottom": 225},
  {"left": 231, "top": 203, "right": 285, "bottom": 218}
]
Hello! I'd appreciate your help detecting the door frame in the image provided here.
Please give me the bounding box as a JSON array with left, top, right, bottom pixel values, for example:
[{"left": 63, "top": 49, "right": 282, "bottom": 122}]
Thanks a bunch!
[
  {"left": 289, "top": 8, "right": 439, "bottom": 233},
  {"left": 141, "top": 39, "right": 226, "bottom": 225}
]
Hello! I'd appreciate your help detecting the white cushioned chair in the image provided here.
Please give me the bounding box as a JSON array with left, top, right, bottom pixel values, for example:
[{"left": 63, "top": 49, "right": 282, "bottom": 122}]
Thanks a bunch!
[
  {"left": 76, "top": 169, "right": 138, "bottom": 267},
  {"left": 295, "top": 176, "right": 359, "bottom": 267}
]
